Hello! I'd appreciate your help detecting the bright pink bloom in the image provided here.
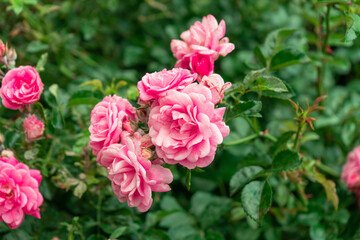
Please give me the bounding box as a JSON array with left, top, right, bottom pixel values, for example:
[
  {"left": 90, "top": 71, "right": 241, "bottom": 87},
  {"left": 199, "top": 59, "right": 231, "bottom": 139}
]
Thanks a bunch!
[
  {"left": 23, "top": 115, "right": 45, "bottom": 142},
  {"left": 97, "top": 132, "right": 173, "bottom": 212},
  {"left": 89, "top": 95, "right": 138, "bottom": 155},
  {"left": 342, "top": 146, "right": 360, "bottom": 195},
  {"left": 137, "top": 68, "right": 196, "bottom": 104},
  {"left": 148, "top": 83, "right": 230, "bottom": 169},
  {"left": 200, "top": 74, "right": 232, "bottom": 104},
  {"left": 0, "top": 156, "right": 43, "bottom": 229},
  {"left": 190, "top": 53, "right": 214, "bottom": 76},
  {"left": 0, "top": 66, "right": 44, "bottom": 110},
  {"left": 171, "top": 15, "right": 235, "bottom": 72}
]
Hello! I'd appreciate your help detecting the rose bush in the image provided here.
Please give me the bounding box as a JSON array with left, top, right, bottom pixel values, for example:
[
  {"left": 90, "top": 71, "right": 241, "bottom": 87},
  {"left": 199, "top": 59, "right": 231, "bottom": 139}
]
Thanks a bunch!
[{"left": 2, "top": 1, "right": 360, "bottom": 239}]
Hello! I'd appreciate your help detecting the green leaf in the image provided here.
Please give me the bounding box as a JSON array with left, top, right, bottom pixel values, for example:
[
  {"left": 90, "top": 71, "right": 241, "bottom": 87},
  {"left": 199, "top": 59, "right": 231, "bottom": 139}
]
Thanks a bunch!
[
  {"left": 263, "top": 28, "right": 296, "bottom": 57},
  {"left": 341, "top": 121, "right": 356, "bottom": 146},
  {"left": 254, "top": 46, "right": 266, "bottom": 67},
  {"left": 67, "top": 90, "right": 101, "bottom": 107},
  {"left": 270, "top": 48, "right": 310, "bottom": 70},
  {"left": 243, "top": 68, "right": 266, "bottom": 88},
  {"left": 126, "top": 85, "right": 139, "bottom": 100},
  {"left": 241, "top": 180, "right": 272, "bottom": 224},
  {"left": 230, "top": 166, "right": 264, "bottom": 196},
  {"left": 10, "top": 0, "right": 24, "bottom": 15},
  {"left": 49, "top": 84, "right": 59, "bottom": 104},
  {"left": 345, "top": 13, "right": 360, "bottom": 42},
  {"left": 314, "top": 172, "right": 339, "bottom": 210},
  {"left": 226, "top": 100, "right": 262, "bottom": 121},
  {"left": 318, "top": 0, "right": 349, "bottom": 4},
  {"left": 271, "top": 149, "right": 301, "bottom": 172},
  {"left": 252, "top": 76, "right": 288, "bottom": 93},
  {"left": 52, "top": 108, "right": 64, "bottom": 129},
  {"left": 26, "top": 40, "right": 49, "bottom": 53},
  {"left": 270, "top": 131, "right": 295, "bottom": 156},
  {"left": 4, "top": 131, "right": 21, "bottom": 148},
  {"left": 261, "top": 80, "right": 294, "bottom": 99},
  {"left": 36, "top": 53, "right": 48, "bottom": 72},
  {"left": 79, "top": 79, "right": 103, "bottom": 92},
  {"left": 185, "top": 169, "right": 191, "bottom": 191},
  {"left": 109, "top": 226, "right": 127, "bottom": 239}
]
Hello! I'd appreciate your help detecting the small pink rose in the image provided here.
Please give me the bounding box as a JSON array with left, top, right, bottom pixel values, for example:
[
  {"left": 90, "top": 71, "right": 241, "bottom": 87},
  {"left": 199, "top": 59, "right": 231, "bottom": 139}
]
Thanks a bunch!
[
  {"left": 171, "top": 14, "right": 235, "bottom": 70},
  {"left": 23, "top": 115, "right": 45, "bottom": 142},
  {"left": 0, "top": 156, "right": 43, "bottom": 229},
  {"left": 342, "top": 146, "right": 360, "bottom": 193},
  {"left": 200, "top": 74, "right": 232, "bottom": 104},
  {"left": 0, "top": 66, "right": 44, "bottom": 110},
  {"left": 190, "top": 53, "right": 214, "bottom": 77}
]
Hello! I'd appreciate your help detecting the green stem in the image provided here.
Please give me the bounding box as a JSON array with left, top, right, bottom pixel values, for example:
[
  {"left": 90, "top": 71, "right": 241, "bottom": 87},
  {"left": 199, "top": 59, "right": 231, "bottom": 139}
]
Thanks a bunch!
[
  {"left": 97, "top": 190, "right": 102, "bottom": 238},
  {"left": 322, "top": 5, "right": 332, "bottom": 53},
  {"left": 293, "top": 121, "right": 304, "bottom": 151},
  {"left": 223, "top": 133, "right": 259, "bottom": 146},
  {"left": 315, "top": 162, "right": 340, "bottom": 178}
]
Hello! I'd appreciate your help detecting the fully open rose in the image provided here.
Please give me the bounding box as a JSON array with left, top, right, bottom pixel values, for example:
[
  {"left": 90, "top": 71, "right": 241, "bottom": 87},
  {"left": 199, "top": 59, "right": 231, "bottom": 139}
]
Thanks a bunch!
[
  {"left": 0, "top": 156, "right": 43, "bottom": 229},
  {"left": 89, "top": 95, "right": 138, "bottom": 155},
  {"left": 148, "top": 83, "right": 229, "bottom": 169},
  {"left": 97, "top": 132, "right": 173, "bottom": 212},
  {"left": 0, "top": 66, "right": 44, "bottom": 110}
]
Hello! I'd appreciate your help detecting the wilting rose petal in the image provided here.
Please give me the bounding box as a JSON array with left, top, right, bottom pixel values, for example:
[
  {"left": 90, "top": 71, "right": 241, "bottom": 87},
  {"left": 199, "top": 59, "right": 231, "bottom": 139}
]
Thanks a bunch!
[{"left": 23, "top": 115, "right": 45, "bottom": 142}]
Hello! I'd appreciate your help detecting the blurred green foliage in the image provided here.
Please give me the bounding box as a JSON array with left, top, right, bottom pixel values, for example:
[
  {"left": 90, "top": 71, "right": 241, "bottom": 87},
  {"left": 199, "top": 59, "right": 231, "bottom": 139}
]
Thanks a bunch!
[{"left": 2, "top": 0, "right": 360, "bottom": 239}]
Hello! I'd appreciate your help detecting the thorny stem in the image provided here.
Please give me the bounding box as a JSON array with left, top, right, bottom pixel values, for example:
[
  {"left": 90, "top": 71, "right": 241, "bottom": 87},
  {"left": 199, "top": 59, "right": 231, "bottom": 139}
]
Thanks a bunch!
[{"left": 293, "top": 119, "right": 305, "bottom": 151}]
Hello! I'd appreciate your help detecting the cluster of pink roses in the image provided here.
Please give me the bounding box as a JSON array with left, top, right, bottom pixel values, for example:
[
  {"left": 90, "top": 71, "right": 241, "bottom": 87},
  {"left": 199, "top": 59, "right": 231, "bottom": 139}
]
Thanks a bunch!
[
  {"left": 89, "top": 15, "right": 233, "bottom": 212},
  {"left": 341, "top": 146, "right": 360, "bottom": 206},
  {"left": 0, "top": 42, "right": 45, "bottom": 228}
]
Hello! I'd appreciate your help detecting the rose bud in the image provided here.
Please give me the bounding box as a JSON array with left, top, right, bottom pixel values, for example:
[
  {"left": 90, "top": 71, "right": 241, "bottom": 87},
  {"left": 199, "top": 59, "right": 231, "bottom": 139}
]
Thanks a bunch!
[{"left": 23, "top": 115, "right": 45, "bottom": 142}]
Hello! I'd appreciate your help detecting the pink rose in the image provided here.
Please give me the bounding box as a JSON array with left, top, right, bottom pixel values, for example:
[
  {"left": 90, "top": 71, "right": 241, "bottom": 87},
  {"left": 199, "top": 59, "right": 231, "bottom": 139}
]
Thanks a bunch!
[
  {"left": 190, "top": 53, "right": 214, "bottom": 77},
  {"left": 342, "top": 146, "right": 360, "bottom": 193},
  {"left": 23, "top": 115, "right": 45, "bottom": 142},
  {"left": 0, "top": 156, "right": 43, "bottom": 229},
  {"left": 0, "top": 66, "right": 44, "bottom": 110},
  {"left": 148, "top": 83, "right": 230, "bottom": 169},
  {"left": 0, "top": 40, "right": 5, "bottom": 57},
  {"left": 89, "top": 95, "right": 138, "bottom": 155},
  {"left": 137, "top": 68, "right": 197, "bottom": 104},
  {"left": 171, "top": 14, "right": 235, "bottom": 70},
  {"left": 200, "top": 74, "right": 232, "bottom": 104},
  {"left": 97, "top": 132, "right": 173, "bottom": 212}
]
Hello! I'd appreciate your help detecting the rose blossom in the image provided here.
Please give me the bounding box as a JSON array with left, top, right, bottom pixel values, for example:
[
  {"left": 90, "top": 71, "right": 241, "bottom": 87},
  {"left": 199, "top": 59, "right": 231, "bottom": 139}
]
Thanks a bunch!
[
  {"left": 23, "top": 115, "right": 45, "bottom": 142},
  {"left": 0, "top": 156, "right": 43, "bottom": 229},
  {"left": 171, "top": 14, "right": 235, "bottom": 72},
  {"left": 0, "top": 66, "right": 43, "bottom": 110},
  {"left": 341, "top": 146, "right": 360, "bottom": 196},
  {"left": 200, "top": 74, "right": 232, "bottom": 104},
  {"left": 89, "top": 95, "right": 138, "bottom": 155},
  {"left": 97, "top": 132, "right": 173, "bottom": 212},
  {"left": 137, "top": 68, "right": 197, "bottom": 104},
  {"left": 148, "top": 83, "right": 230, "bottom": 169},
  {"left": 190, "top": 53, "right": 214, "bottom": 77}
]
